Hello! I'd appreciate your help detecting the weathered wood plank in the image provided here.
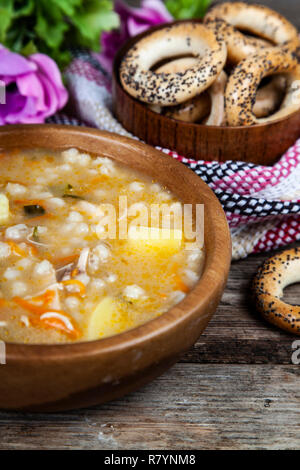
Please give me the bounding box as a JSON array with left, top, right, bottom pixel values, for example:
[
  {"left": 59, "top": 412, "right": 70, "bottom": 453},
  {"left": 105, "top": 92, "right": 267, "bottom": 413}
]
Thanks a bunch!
[
  {"left": 181, "top": 246, "right": 300, "bottom": 364},
  {"left": 0, "top": 364, "right": 300, "bottom": 450}
]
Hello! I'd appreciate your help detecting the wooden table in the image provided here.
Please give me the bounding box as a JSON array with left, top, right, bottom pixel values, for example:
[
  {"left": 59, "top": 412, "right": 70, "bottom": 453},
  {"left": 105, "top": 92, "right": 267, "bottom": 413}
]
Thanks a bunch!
[
  {"left": 1, "top": 247, "right": 300, "bottom": 450},
  {"left": 0, "top": 0, "right": 300, "bottom": 452}
]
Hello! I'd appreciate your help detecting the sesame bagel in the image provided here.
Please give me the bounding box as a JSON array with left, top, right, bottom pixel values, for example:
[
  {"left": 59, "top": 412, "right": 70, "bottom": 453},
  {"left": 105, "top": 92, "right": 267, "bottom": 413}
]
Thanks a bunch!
[
  {"left": 205, "top": 18, "right": 273, "bottom": 64},
  {"left": 159, "top": 72, "right": 286, "bottom": 122},
  {"left": 151, "top": 91, "right": 211, "bottom": 124},
  {"left": 150, "top": 58, "right": 211, "bottom": 122},
  {"left": 204, "top": 71, "right": 227, "bottom": 126},
  {"left": 225, "top": 49, "right": 300, "bottom": 126},
  {"left": 205, "top": 2, "right": 298, "bottom": 49},
  {"left": 155, "top": 57, "right": 197, "bottom": 75},
  {"left": 254, "top": 75, "right": 287, "bottom": 118},
  {"left": 120, "top": 22, "right": 227, "bottom": 106},
  {"left": 253, "top": 248, "right": 300, "bottom": 335},
  {"left": 151, "top": 58, "right": 227, "bottom": 125}
]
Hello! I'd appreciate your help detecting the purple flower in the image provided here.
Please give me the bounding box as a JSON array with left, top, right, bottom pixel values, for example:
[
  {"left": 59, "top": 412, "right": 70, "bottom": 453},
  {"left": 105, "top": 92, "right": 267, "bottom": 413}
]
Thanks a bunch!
[
  {"left": 0, "top": 46, "right": 68, "bottom": 125},
  {"left": 99, "top": 0, "right": 173, "bottom": 72}
]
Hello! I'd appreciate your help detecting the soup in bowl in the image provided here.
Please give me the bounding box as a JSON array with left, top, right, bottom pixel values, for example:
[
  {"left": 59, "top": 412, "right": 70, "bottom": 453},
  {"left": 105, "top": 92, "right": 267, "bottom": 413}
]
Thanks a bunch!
[
  {"left": 0, "top": 125, "right": 231, "bottom": 411},
  {"left": 0, "top": 147, "right": 203, "bottom": 344}
]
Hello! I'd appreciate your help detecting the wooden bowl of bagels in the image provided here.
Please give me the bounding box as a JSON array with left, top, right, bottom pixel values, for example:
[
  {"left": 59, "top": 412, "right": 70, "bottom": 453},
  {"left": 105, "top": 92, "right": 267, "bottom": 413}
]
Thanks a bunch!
[{"left": 112, "top": 1, "right": 300, "bottom": 164}]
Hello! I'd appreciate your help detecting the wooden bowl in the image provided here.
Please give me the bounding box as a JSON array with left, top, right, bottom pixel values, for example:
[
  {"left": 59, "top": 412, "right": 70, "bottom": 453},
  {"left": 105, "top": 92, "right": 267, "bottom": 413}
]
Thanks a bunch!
[
  {"left": 0, "top": 124, "right": 231, "bottom": 411},
  {"left": 112, "top": 21, "right": 300, "bottom": 165}
]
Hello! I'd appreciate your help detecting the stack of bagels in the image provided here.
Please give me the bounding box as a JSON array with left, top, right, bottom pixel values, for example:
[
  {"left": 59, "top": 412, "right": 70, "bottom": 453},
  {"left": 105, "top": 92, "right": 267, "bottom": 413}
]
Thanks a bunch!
[{"left": 120, "top": 2, "right": 300, "bottom": 127}]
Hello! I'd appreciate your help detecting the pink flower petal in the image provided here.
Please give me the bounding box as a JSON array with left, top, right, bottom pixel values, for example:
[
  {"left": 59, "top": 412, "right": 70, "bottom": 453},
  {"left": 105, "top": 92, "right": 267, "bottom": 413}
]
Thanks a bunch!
[
  {"left": 142, "top": 0, "right": 172, "bottom": 21},
  {"left": 1, "top": 93, "right": 39, "bottom": 125},
  {"left": 0, "top": 48, "right": 36, "bottom": 76},
  {"left": 0, "top": 47, "right": 68, "bottom": 125},
  {"left": 36, "top": 73, "right": 59, "bottom": 118},
  {"left": 99, "top": 0, "right": 173, "bottom": 72},
  {"left": 127, "top": 18, "right": 152, "bottom": 36},
  {"left": 16, "top": 73, "right": 47, "bottom": 113},
  {"left": 30, "top": 53, "right": 68, "bottom": 109}
]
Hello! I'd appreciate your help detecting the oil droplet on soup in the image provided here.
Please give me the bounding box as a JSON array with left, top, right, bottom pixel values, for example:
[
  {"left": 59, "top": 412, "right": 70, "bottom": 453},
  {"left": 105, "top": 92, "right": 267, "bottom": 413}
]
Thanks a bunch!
[{"left": 0, "top": 148, "right": 204, "bottom": 344}]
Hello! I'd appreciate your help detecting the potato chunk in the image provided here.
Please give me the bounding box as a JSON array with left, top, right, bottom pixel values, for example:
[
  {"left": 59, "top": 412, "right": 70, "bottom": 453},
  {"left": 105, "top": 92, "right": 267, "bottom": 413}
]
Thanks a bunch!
[
  {"left": 86, "top": 297, "right": 130, "bottom": 340},
  {"left": 128, "top": 225, "right": 182, "bottom": 255},
  {"left": 0, "top": 194, "right": 9, "bottom": 225}
]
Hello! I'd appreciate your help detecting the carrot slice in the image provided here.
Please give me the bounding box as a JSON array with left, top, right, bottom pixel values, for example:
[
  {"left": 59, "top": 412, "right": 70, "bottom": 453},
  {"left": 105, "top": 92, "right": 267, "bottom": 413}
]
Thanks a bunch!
[
  {"left": 14, "top": 289, "right": 81, "bottom": 338},
  {"left": 13, "top": 289, "right": 56, "bottom": 315},
  {"left": 173, "top": 274, "right": 189, "bottom": 293},
  {"left": 31, "top": 311, "right": 81, "bottom": 339},
  {"left": 14, "top": 297, "right": 45, "bottom": 315},
  {"left": 61, "top": 279, "right": 86, "bottom": 297},
  {"left": 171, "top": 262, "right": 189, "bottom": 293},
  {"left": 8, "top": 240, "right": 38, "bottom": 258},
  {"left": 28, "top": 244, "right": 38, "bottom": 256},
  {"left": 14, "top": 199, "right": 46, "bottom": 206},
  {"left": 7, "top": 241, "right": 27, "bottom": 257},
  {"left": 30, "top": 290, "right": 56, "bottom": 306}
]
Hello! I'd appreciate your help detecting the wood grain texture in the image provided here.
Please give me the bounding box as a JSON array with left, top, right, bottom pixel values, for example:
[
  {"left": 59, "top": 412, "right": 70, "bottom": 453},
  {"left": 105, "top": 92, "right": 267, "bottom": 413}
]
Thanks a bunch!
[
  {"left": 1, "top": 244, "right": 300, "bottom": 449},
  {"left": 1, "top": 363, "right": 300, "bottom": 450},
  {"left": 184, "top": 249, "right": 300, "bottom": 364},
  {"left": 1, "top": 0, "right": 300, "bottom": 450}
]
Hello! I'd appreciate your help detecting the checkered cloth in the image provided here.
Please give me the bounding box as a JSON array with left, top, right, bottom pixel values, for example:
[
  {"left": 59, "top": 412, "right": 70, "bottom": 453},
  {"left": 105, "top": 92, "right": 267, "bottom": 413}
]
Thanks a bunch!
[{"left": 48, "top": 50, "right": 300, "bottom": 260}]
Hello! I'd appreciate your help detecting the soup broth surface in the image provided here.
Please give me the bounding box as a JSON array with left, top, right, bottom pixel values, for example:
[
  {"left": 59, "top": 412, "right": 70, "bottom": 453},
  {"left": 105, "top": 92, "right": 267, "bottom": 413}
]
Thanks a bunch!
[{"left": 0, "top": 148, "right": 204, "bottom": 343}]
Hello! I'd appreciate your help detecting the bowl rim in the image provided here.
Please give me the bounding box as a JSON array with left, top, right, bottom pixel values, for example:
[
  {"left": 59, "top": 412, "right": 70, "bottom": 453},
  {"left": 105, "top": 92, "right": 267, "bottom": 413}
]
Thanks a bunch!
[
  {"left": 0, "top": 124, "right": 231, "bottom": 359},
  {"left": 113, "top": 18, "right": 300, "bottom": 131}
]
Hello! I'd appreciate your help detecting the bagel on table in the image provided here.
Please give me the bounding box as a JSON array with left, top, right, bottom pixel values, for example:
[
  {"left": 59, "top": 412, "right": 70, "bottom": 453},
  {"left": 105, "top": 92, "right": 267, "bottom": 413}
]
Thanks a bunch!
[
  {"left": 253, "top": 248, "right": 300, "bottom": 335},
  {"left": 120, "top": 22, "right": 227, "bottom": 106},
  {"left": 225, "top": 48, "right": 300, "bottom": 126}
]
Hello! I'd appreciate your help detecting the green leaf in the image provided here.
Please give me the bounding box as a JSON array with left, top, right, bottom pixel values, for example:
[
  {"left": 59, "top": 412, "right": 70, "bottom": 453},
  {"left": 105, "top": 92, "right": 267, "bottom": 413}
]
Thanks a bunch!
[
  {"left": 20, "top": 40, "right": 38, "bottom": 56},
  {"left": 72, "top": 0, "right": 119, "bottom": 50},
  {"left": 35, "top": 2, "right": 67, "bottom": 50},
  {"left": 50, "top": 0, "right": 81, "bottom": 17},
  {"left": 5, "top": 20, "right": 27, "bottom": 53},
  {"left": 50, "top": 49, "right": 72, "bottom": 70},
  {"left": 0, "top": 0, "right": 119, "bottom": 69},
  {"left": 12, "top": 0, "right": 35, "bottom": 18},
  {"left": 166, "top": 0, "right": 212, "bottom": 19},
  {"left": 0, "top": 0, "right": 14, "bottom": 43}
]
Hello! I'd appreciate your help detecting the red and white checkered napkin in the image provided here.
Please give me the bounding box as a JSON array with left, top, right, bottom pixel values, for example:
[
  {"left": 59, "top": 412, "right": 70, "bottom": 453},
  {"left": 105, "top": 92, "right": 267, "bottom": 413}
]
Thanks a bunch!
[{"left": 48, "top": 51, "right": 300, "bottom": 260}]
